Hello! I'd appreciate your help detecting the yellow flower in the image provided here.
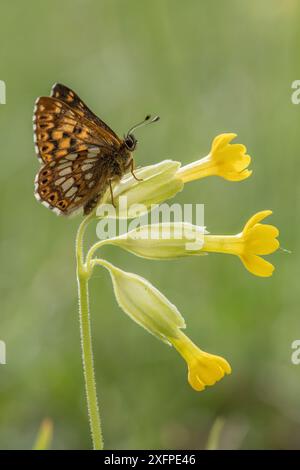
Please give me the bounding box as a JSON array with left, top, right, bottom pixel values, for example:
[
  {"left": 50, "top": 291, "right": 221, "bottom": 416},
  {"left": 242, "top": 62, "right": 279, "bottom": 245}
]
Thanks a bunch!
[
  {"left": 92, "top": 258, "right": 230, "bottom": 391},
  {"left": 101, "top": 133, "right": 252, "bottom": 216},
  {"left": 170, "top": 331, "right": 231, "bottom": 391},
  {"left": 177, "top": 133, "right": 252, "bottom": 183},
  {"left": 202, "top": 210, "right": 280, "bottom": 277},
  {"left": 92, "top": 213, "right": 279, "bottom": 277}
]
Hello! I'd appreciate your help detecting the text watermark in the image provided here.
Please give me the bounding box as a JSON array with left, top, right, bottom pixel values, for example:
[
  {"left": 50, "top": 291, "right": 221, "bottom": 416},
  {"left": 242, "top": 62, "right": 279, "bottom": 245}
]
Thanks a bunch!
[
  {"left": 0, "top": 80, "right": 6, "bottom": 104},
  {"left": 291, "top": 80, "right": 300, "bottom": 104},
  {"left": 96, "top": 199, "right": 205, "bottom": 250},
  {"left": 291, "top": 340, "right": 300, "bottom": 365},
  {"left": 0, "top": 340, "right": 6, "bottom": 364}
]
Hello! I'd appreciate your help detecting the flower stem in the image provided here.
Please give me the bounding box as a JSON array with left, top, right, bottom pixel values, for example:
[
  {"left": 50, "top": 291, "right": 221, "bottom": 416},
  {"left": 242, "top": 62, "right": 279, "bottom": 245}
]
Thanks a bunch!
[{"left": 76, "top": 213, "right": 104, "bottom": 450}]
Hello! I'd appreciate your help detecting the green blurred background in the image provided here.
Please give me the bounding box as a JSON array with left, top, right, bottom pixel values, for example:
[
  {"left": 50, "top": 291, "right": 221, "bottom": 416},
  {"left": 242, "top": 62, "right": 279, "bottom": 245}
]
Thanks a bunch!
[{"left": 0, "top": 0, "right": 299, "bottom": 450}]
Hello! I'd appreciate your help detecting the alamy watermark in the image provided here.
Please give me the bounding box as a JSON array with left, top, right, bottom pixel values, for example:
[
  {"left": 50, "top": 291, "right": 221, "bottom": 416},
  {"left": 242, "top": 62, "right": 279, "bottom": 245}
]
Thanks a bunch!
[
  {"left": 0, "top": 340, "right": 6, "bottom": 364},
  {"left": 0, "top": 80, "right": 6, "bottom": 104},
  {"left": 291, "top": 340, "right": 300, "bottom": 365},
  {"left": 96, "top": 199, "right": 205, "bottom": 250},
  {"left": 291, "top": 80, "right": 300, "bottom": 104}
]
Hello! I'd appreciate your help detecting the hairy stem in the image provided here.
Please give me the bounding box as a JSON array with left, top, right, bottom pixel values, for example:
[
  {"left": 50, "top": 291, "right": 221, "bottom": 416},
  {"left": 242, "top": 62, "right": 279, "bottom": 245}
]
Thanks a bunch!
[{"left": 76, "top": 213, "right": 103, "bottom": 450}]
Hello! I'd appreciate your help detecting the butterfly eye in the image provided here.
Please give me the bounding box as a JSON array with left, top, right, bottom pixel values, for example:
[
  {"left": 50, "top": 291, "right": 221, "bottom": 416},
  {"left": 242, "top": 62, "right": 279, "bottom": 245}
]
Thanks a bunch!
[{"left": 125, "top": 135, "right": 137, "bottom": 151}]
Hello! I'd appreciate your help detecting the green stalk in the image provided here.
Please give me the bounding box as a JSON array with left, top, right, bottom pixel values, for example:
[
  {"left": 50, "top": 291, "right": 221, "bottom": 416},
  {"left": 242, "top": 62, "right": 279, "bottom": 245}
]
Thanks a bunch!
[{"left": 76, "top": 213, "right": 104, "bottom": 450}]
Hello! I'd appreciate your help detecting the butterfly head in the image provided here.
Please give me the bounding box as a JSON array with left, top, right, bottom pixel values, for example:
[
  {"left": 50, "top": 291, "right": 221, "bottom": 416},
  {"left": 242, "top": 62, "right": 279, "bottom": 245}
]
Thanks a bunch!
[
  {"left": 124, "top": 114, "right": 160, "bottom": 152},
  {"left": 124, "top": 133, "right": 137, "bottom": 152}
]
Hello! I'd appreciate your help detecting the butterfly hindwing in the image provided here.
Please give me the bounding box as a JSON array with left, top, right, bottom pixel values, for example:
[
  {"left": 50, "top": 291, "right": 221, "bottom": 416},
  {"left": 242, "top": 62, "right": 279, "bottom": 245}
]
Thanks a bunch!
[{"left": 34, "top": 149, "right": 111, "bottom": 215}]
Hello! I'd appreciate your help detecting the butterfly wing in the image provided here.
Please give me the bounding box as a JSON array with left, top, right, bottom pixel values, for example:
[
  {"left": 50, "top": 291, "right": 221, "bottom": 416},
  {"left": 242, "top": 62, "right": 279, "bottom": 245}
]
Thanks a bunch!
[
  {"left": 51, "top": 83, "right": 120, "bottom": 140},
  {"left": 33, "top": 96, "right": 121, "bottom": 163},
  {"left": 34, "top": 149, "right": 112, "bottom": 215},
  {"left": 33, "top": 85, "right": 124, "bottom": 215}
]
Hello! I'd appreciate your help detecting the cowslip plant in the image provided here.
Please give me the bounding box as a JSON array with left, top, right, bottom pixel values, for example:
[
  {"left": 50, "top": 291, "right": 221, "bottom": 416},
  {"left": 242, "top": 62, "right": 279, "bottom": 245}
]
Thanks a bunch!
[{"left": 73, "top": 133, "right": 279, "bottom": 449}]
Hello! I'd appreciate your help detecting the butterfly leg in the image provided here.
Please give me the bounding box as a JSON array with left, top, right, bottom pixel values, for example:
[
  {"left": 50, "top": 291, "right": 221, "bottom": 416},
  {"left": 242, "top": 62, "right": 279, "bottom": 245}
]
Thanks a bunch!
[
  {"left": 109, "top": 179, "right": 116, "bottom": 208},
  {"left": 130, "top": 159, "right": 143, "bottom": 182}
]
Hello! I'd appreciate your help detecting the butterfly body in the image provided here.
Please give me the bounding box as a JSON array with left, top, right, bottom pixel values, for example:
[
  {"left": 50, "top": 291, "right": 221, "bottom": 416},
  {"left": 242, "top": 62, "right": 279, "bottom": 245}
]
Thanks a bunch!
[{"left": 34, "top": 84, "right": 138, "bottom": 215}]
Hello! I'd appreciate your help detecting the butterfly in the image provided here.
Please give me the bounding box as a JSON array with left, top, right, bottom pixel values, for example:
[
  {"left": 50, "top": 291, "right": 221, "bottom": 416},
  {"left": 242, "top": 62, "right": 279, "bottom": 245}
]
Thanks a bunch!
[{"left": 33, "top": 83, "right": 159, "bottom": 215}]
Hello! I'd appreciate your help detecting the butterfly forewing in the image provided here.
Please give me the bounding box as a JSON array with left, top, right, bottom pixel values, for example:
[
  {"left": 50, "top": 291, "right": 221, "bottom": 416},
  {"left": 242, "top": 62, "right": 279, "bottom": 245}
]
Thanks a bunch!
[
  {"left": 33, "top": 84, "right": 127, "bottom": 216},
  {"left": 33, "top": 96, "right": 120, "bottom": 163},
  {"left": 51, "top": 83, "right": 120, "bottom": 141}
]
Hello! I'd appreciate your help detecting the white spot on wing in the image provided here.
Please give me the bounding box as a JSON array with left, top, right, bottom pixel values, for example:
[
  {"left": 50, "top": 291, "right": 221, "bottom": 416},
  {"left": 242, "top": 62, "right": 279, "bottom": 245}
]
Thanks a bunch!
[
  {"left": 41, "top": 200, "right": 50, "bottom": 209},
  {"left": 59, "top": 167, "right": 72, "bottom": 176},
  {"left": 53, "top": 207, "right": 62, "bottom": 216},
  {"left": 57, "top": 161, "right": 71, "bottom": 170},
  {"left": 65, "top": 154, "right": 77, "bottom": 161},
  {"left": 55, "top": 177, "right": 65, "bottom": 186},
  {"left": 62, "top": 177, "right": 75, "bottom": 192},
  {"left": 65, "top": 186, "right": 78, "bottom": 198},
  {"left": 82, "top": 164, "right": 93, "bottom": 172}
]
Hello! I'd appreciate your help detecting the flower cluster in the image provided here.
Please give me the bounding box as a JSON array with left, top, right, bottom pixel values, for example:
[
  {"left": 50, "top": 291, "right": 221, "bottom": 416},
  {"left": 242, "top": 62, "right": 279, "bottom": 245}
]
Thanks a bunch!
[{"left": 83, "top": 133, "right": 279, "bottom": 392}]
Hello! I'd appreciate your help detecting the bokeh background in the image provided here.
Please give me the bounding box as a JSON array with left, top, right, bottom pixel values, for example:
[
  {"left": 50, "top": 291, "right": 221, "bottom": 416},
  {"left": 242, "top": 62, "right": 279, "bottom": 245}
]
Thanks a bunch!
[{"left": 0, "top": 0, "right": 299, "bottom": 450}]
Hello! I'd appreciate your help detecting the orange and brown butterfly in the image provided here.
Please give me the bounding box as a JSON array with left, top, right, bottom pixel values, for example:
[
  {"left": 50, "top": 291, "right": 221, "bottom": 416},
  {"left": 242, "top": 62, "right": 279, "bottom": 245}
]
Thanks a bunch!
[{"left": 33, "top": 83, "right": 159, "bottom": 215}]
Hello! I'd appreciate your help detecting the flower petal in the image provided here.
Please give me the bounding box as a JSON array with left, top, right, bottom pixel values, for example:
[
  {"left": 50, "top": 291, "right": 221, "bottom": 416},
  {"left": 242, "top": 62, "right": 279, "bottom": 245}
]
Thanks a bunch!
[
  {"left": 227, "top": 151, "right": 251, "bottom": 172},
  {"left": 247, "top": 224, "right": 280, "bottom": 255},
  {"left": 223, "top": 168, "right": 252, "bottom": 181},
  {"left": 171, "top": 332, "right": 231, "bottom": 391},
  {"left": 189, "top": 354, "right": 229, "bottom": 387},
  {"left": 211, "top": 133, "right": 252, "bottom": 181},
  {"left": 243, "top": 210, "right": 273, "bottom": 233},
  {"left": 240, "top": 253, "right": 275, "bottom": 277},
  {"left": 211, "top": 133, "right": 237, "bottom": 151}
]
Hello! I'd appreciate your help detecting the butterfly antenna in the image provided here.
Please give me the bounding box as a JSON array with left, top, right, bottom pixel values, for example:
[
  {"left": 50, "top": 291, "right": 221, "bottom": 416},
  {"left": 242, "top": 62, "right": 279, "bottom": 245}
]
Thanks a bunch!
[{"left": 127, "top": 114, "right": 160, "bottom": 135}]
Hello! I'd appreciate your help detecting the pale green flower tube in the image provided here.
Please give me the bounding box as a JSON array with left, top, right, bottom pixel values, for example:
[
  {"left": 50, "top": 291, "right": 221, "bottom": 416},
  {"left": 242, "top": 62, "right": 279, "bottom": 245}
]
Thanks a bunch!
[
  {"left": 92, "top": 258, "right": 185, "bottom": 344},
  {"left": 92, "top": 223, "right": 207, "bottom": 260},
  {"left": 97, "top": 160, "right": 184, "bottom": 219}
]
